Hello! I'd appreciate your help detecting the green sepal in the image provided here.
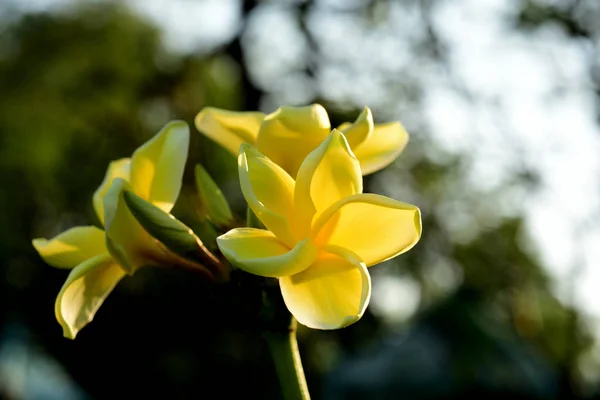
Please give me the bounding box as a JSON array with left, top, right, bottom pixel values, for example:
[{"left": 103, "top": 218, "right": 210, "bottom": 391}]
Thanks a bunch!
[
  {"left": 122, "top": 190, "right": 205, "bottom": 262},
  {"left": 194, "top": 164, "right": 234, "bottom": 228},
  {"left": 192, "top": 219, "right": 220, "bottom": 253},
  {"left": 246, "top": 206, "right": 266, "bottom": 229}
]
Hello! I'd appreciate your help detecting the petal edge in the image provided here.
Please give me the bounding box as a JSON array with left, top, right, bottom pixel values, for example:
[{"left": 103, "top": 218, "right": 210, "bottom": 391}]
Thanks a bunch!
[
  {"left": 353, "top": 122, "right": 409, "bottom": 175},
  {"left": 195, "top": 107, "right": 264, "bottom": 155},
  {"left": 238, "top": 144, "right": 297, "bottom": 247},
  {"left": 32, "top": 226, "right": 107, "bottom": 269},
  {"left": 294, "top": 130, "right": 362, "bottom": 237},
  {"left": 217, "top": 228, "right": 317, "bottom": 278},
  {"left": 93, "top": 158, "right": 131, "bottom": 225},
  {"left": 129, "top": 120, "right": 189, "bottom": 213},
  {"left": 103, "top": 178, "right": 154, "bottom": 274},
  {"left": 280, "top": 246, "right": 371, "bottom": 329},
  {"left": 256, "top": 104, "right": 331, "bottom": 177},
  {"left": 311, "top": 193, "right": 421, "bottom": 267}
]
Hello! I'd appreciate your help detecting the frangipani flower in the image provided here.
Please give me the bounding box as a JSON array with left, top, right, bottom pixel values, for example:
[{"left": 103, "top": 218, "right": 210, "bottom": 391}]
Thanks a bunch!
[
  {"left": 195, "top": 104, "right": 408, "bottom": 177},
  {"left": 217, "top": 130, "right": 421, "bottom": 329},
  {"left": 32, "top": 121, "right": 189, "bottom": 338}
]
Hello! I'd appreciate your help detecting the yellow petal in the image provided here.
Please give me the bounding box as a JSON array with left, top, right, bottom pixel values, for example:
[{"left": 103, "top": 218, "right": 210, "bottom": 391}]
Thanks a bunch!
[
  {"left": 294, "top": 130, "right": 362, "bottom": 238},
  {"left": 238, "top": 144, "right": 297, "bottom": 247},
  {"left": 93, "top": 158, "right": 131, "bottom": 225},
  {"left": 280, "top": 246, "right": 371, "bottom": 329},
  {"left": 129, "top": 120, "right": 189, "bottom": 213},
  {"left": 340, "top": 106, "right": 374, "bottom": 148},
  {"left": 256, "top": 104, "right": 331, "bottom": 177},
  {"left": 103, "top": 178, "right": 155, "bottom": 274},
  {"left": 55, "top": 253, "right": 126, "bottom": 339},
  {"left": 312, "top": 194, "right": 421, "bottom": 267},
  {"left": 32, "top": 226, "right": 107, "bottom": 269},
  {"left": 352, "top": 122, "right": 409, "bottom": 175},
  {"left": 195, "top": 107, "right": 264, "bottom": 155},
  {"left": 217, "top": 228, "right": 317, "bottom": 278}
]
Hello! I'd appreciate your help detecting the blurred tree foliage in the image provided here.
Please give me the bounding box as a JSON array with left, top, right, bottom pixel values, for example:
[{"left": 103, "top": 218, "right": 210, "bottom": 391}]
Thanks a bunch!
[
  {"left": 516, "top": 0, "right": 600, "bottom": 120},
  {"left": 0, "top": 1, "right": 597, "bottom": 399},
  {"left": 0, "top": 3, "right": 271, "bottom": 399}
]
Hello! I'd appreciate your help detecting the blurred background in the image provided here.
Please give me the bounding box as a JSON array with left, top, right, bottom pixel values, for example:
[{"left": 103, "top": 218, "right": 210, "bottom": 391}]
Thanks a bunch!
[{"left": 1, "top": 0, "right": 600, "bottom": 398}]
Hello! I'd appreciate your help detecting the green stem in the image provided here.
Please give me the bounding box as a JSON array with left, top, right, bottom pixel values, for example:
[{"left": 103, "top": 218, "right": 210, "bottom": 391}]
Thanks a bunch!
[
  {"left": 263, "top": 318, "right": 310, "bottom": 400},
  {"left": 247, "top": 206, "right": 308, "bottom": 398}
]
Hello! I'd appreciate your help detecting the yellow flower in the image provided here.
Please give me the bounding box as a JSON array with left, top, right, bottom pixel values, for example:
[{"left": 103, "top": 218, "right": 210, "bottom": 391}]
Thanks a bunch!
[
  {"left": 32, "top": 121, "right": 189, "bottom": 338},
  {"left": 195, "top": 104, "right": 408, "bottom": 177},
  {"left": 217, "top": 130, "right": 421, "bottom": 329}
]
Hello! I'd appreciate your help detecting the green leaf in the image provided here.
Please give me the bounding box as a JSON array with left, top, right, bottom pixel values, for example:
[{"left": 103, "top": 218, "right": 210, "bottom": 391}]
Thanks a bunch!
[
  {"left": 194, "top": 164, "right": 234, "bottom": 227},
  {"left": 123, "top": 190, "right": 204, "bottom": 262}
]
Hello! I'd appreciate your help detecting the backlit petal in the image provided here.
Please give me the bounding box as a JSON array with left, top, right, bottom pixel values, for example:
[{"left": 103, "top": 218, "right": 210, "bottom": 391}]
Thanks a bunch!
[
  {"left": 280, "top": 246, "right": 370, "bottom": 329},
  {"left": 217, "top": 228, "right": 317, "bottom": 278},
  {"left": 340, "top": 106, "right": 374, "bottom": 148},
  {"left": 238, "top": 144, "right": 297, "bottom": 247},
  {"left": 32, "top": 226, "right": 107, "bottom": 269},
  {"left": 195, "top": 107, "right": 264, "bottom": 155},
  {"left": 129, "top": 120, "right": 189, "bottom": 213},
  {"left": 55, "top": 253, "right": 126, "bottom": 339},
  {"left": 92, "top": 158, "right": 131, "bottom": 225},
  {"left": 312, "top": 194, "right": 421, "bottom": 267},
  {"left": 256, "top": 104, "right": 330, "bottom": 177},
  {"left": 103, "top": 178, "right": 155, "bottom": 274},
  {"left": 353, "top": 122, "right": 409, "bottom": 175},
  {"left": 294, "top": 130, "right": 362, "bottom": 237}
]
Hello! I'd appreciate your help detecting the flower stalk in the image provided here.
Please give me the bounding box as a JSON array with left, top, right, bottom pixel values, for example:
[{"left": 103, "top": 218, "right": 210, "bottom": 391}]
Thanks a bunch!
[{"left": 263, "top": 317, "right": 310, "bottom": 400}]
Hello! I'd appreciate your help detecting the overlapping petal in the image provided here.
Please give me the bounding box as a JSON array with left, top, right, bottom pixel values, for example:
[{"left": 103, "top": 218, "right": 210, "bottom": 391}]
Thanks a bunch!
[
  {"left": 32, "top": 226, "right": 107, "bottom": 269},
  {"left": 129, "top": 120, "right": 189, "bottom": 213},
  {"left": 338, "top": 106, "right": 374, "bottom": 148},
  {"left": 352, "top": 122, "right": 409, "bottom": 175},
  {"left": 55, "top": 253, "right": 126, "bottom": 339},
  {"left": 103, "top": 178, "right": 154, "bottom": 273},
  {"left": 195, "top": 107, "right": 264, "bottom": 155},
  {"left": 238, "top": 144, "right": 297, "bottom": 247},
  {"left": 280, "top": 246, "right": 370, "bottom": 329},
  {"left": 312, "top": 194, "right": 421, "bottom": 267},
  {"left": 294, "top": 130, "right": 362, "bottom": 237},
  {"left": 93, "top": 158, "right": 130, "bottom": 225},
  {"left": 217, "top": 228, "right": 317, "bottom": 277},
  {"left": 195, "top": 104, "right": 409, "bottom": 177},
  {"left": 256, "top": 104, "right": 331, "bottom": 177}
]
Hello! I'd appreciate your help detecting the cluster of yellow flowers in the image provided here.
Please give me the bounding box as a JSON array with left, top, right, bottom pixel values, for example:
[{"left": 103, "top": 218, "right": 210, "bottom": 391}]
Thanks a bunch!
[{"left": 32, "top": 104, "right": 421, "bottom": 339}]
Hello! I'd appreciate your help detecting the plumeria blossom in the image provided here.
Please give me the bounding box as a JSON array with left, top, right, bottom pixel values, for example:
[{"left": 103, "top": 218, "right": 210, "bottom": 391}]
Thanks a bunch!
[
  {"left": 195, "top": 104, "right": 409, "bottom": 177},
  {"left": 217, "top": 130, "right": 421, "bottom": 329},
  {"left": 32, "top": 121, "right": 189, "bottom": 339}
]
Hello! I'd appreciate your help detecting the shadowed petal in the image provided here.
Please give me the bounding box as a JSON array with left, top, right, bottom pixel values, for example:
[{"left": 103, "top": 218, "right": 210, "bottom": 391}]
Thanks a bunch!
[{"left": 55, "top": 253, "right": 126, "bottom": 339}]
